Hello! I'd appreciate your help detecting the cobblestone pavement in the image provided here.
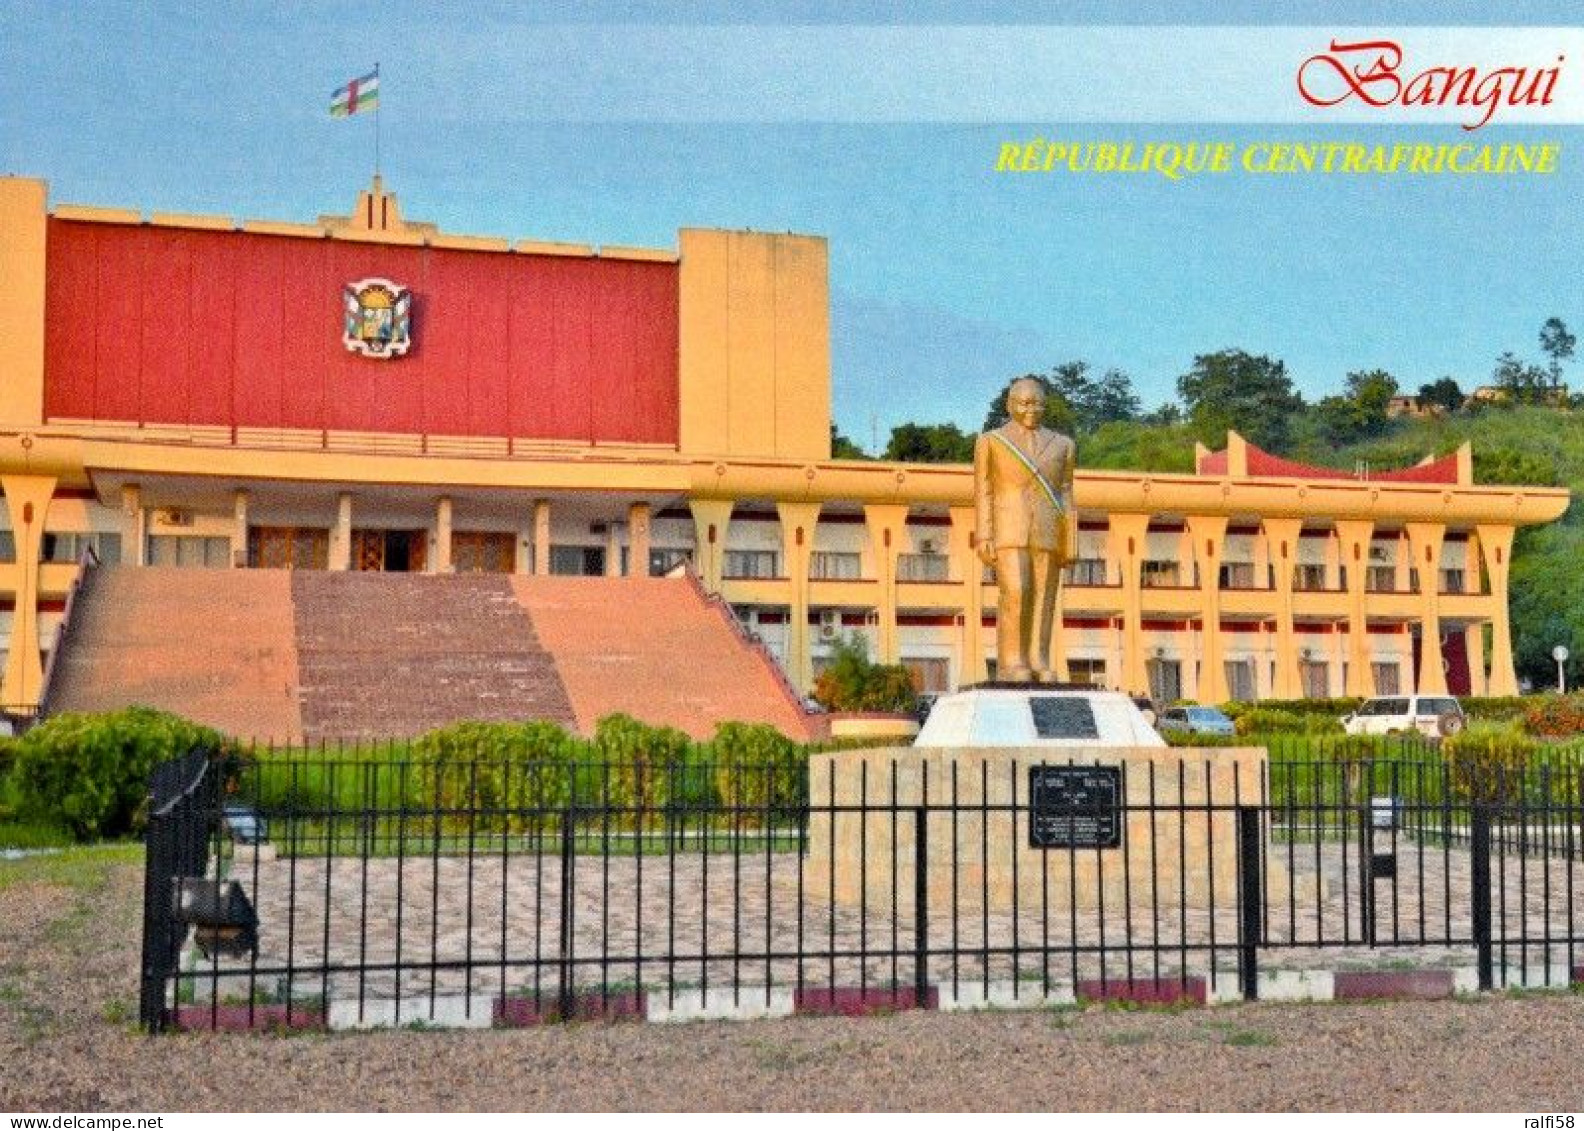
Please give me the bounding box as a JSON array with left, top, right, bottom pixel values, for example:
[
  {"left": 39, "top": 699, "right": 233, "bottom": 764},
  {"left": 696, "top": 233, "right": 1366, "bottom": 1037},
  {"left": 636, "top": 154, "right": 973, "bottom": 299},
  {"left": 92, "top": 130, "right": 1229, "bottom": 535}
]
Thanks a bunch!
[{"left": 194, "top": 830, "right": 1584, "bottom": 1003}]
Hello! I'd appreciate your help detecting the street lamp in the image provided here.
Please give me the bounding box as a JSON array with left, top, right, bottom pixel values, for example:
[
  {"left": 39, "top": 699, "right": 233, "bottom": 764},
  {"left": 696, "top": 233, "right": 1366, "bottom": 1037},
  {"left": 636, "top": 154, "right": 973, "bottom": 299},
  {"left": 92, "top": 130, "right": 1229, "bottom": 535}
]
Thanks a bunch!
[{"left": 1553, "top": 644, "right": 1570, "bottom": 694}]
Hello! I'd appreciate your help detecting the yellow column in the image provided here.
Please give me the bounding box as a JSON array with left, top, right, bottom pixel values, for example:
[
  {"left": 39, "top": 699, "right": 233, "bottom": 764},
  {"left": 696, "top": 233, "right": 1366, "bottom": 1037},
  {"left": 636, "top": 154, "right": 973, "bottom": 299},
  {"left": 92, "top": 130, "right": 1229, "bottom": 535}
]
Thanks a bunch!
[
  {"left": 1261, "top": 517, "right": 1304, "bottom": 698},
  {"left": 0, "top": 474, "right": 56, "bottom": 711},
  {"left": 1476, "top": 523, "right": 1519, "bottom": 696},
  {"left": 1187, "top": 515, "right": 1229, "bottom": 704},
  {"left": 863, "top": 504, "right": 908, "bottom": 665},
  {"left": 0, "top": 178, "right": 47, "bottom": 431},
  {"left": 949, "top": 506, "right": 985, "bottom": 687},
  {"left": 688, "top": 499, "right": 733, "bottom": 592},
  {"left": 121, "top": 484, "right": 146, "bottom": 566},
  {"left": 1108, "top": 513, "right": 1151, "bottom": 695},
  {"left": 1465, "top": 531, "right": 1484, "bottom": 595},
  {"left": 1465, "top": 625, "right": 1489, "bottom": 697},
  {"left": 332, "top": 492, "right": 353, "bottom": 571},
  {"left": 1335, "top": 519, "right": 1374, "bottom": 696},
  {"left": 628, "top": 502, "right": 652, "bottom": 578},
  {"left": 604, "top": 521, "right": 621, "bottom": 577},
  {"left": 1406, "top": 522, "right": 1448, "bottom": 695},
  {"left": 777, "top": 501, "right": 821, "bottom": 693},
  {"left": 532, "top": 499, "right": 551, "bottom": 576},
  {"left": 435, "top": 496, "right": 453, "bottom": 574},
  {"left": 232, "top": 490, "right": 249, "bottom": 569}
]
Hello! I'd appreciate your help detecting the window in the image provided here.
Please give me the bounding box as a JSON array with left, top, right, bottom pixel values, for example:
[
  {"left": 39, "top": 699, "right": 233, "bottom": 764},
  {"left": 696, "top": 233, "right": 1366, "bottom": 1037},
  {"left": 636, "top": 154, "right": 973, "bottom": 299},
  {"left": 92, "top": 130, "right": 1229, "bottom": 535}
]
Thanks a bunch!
[
  {"left": 0, "top": 530, "right": 12, "bottom": 563},
  {"left": 723, "top": 550, "right": 778, "bottom": 579},
  {"left": 1440, "top": 568, "right": 1465, "bottom": 594},
  {"left": 41, "top": 532, "right": 123, "bottom": 565},
  {"left": 810, "top": 551, "right": 861, "bottom": 580},
  {"left": 1365, "top": 566, "right": 1397, "bottom": 592},
  {"left": 1371, "top": 662, "right": 1400, "bottom": 696},
  {"left": 1219, "top": 562, "right": 1256, "bottom": 590},
  {"left": 1066, "top": 559, "right": 1108, "bottom": 586},
  {"left": 1418, "top": 697, "right": 1460, "bottom": 718},
  {"left": 149, "top": 535, "right": 232, "bottom": 569},
  {"left": 1140, "top": 560, "right": 1181, "bottom": 588},
  {"left": 650, "top": 548, "right": 692, "bottom": 576},
  {"left": 901, "top": 657, "right": 951, "bottom": 695},
  {"left": 1299, "top": 661, "right": 1330, "bottom": 698},
  {"left": 1146, "top": 658, "right": 1182, "bottom": 703},
  {"left": 1067, "top": 658, "right": 1106, "bottom": 687},
  {"left": 1224, "top": 659, "right": 1256, "bottom": 701},
  {"left": 550, "top": 545, "right": 605, "bottom": 576},
  {"left": 898, "top": 553, "right": 949, "bottom": 582},
  {"left": 1293, "top": 564, "right": 1327, "bottom": 591}
]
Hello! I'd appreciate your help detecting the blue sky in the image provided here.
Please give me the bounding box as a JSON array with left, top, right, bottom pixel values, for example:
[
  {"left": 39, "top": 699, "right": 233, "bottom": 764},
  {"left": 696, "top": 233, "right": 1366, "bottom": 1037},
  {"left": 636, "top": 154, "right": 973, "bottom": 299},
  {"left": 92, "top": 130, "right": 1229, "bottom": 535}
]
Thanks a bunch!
[{"left": 3, "top": 2, "right": 1581, "bottom": 450}]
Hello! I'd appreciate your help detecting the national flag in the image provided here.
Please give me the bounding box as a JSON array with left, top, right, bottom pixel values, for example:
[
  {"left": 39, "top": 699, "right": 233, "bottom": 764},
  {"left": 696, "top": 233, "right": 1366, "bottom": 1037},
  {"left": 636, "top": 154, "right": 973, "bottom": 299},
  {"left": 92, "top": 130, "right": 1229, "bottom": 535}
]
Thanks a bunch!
[{"left": 330, "top": 70, "right": 379, "bottom": 118}]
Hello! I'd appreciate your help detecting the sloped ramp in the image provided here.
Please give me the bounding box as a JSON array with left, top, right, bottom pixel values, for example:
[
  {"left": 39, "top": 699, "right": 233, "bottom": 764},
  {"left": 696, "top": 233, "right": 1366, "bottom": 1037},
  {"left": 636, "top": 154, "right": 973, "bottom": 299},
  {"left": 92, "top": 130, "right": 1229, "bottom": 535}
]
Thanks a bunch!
[
  {"left": 510, "top": 575, "right": 813, "bottom": 741},
  {"left": 46, "top": 566, "right": 304, "bottom": 743}
]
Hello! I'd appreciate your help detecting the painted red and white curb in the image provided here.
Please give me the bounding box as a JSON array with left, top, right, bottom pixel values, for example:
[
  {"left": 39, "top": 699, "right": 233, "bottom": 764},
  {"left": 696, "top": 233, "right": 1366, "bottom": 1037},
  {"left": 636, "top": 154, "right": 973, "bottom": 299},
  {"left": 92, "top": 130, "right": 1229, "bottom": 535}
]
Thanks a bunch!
[{"left": 170, "top": 964, "right": 1584, "bottom": 1031}]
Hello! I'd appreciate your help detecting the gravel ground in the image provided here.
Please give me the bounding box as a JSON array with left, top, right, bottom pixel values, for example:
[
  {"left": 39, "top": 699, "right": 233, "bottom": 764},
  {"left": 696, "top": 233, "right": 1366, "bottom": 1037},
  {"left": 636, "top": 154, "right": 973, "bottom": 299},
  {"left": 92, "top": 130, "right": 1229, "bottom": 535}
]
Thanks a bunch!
[{"left": 5, "top": 847, "right": 1584, "bottom": 1113}]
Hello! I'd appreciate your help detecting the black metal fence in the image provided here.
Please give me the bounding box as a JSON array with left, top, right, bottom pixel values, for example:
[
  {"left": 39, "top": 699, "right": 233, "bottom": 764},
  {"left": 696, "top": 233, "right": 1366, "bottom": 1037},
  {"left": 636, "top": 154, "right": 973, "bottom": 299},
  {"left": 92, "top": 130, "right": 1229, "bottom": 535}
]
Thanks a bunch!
[{"left": 140, "top": 743, "right": 1584, "bottom": 1032}]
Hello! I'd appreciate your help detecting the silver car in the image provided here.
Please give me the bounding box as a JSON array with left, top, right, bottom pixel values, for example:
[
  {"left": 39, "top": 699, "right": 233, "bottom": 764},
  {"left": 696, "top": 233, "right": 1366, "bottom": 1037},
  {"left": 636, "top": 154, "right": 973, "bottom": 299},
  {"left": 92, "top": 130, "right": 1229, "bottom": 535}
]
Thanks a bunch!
[{"left": 1157, "top": 706, "right": 1237, "bottom": 737}]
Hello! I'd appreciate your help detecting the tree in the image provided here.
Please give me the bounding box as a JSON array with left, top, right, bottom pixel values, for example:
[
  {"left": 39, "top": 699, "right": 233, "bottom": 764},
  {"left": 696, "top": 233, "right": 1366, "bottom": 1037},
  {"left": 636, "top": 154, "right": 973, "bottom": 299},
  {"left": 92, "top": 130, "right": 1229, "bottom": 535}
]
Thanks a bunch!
[
  {"left": 1079, "top": 419, "right": 1197, "bottom": 473},
  {"left": 882, "top": 422, "right": 975, "bottom": 463},
  {"left": 1048, "top": 361, "right": 1141, "bottom": 433},
  {"left": 1491, "top": 351, "right": 1552, "bottom": 405},
  {"left": 1417, "top": 376, "right": 1464, "bottom": 413},
  {"left": 830, "top": 423, "right": 868, "bottom": 460},
  {"left": 1540, "top": 316, "right": 1576, "bottom": 385},
  {"left": 812, "top": 632, "right": 918, "bottom": 713},
  {"left": 1316, "top": 368, "right": 1399, "bottom": 446},
  {"left": 1176, "top": 349, "right": 1305, "bottom": 451}
]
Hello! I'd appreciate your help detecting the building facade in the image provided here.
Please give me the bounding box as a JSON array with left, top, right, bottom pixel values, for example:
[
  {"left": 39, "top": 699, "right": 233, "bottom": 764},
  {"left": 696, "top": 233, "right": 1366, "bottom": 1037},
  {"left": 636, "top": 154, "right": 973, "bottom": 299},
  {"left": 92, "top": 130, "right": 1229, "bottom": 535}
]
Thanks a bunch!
[{"left": 0, "top": 175, "right": 1569, "bottom": 715}]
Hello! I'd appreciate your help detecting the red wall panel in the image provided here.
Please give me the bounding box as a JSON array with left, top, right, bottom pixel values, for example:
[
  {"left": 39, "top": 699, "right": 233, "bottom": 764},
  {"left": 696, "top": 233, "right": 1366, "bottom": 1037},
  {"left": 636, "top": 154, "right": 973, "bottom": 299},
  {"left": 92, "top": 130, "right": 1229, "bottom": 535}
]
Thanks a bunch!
[{"left": 42, "top": 219, "right": 680, "bottom": 444}]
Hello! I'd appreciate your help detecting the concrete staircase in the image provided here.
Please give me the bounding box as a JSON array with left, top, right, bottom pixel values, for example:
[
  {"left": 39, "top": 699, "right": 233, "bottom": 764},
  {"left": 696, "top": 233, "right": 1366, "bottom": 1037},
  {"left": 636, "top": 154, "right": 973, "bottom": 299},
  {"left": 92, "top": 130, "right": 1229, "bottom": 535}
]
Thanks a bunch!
[
  {"left": 47, "top": 567, "right": 304, "bottom": 742},
  {"left": 45, "top": 568, "right": 812, "bottom": 743},
  {"left": 510, "top": 575, "right": 813, "bottom": 740},
  {"left": 291, "top": 572, "right": 575, "bottom": 742}
]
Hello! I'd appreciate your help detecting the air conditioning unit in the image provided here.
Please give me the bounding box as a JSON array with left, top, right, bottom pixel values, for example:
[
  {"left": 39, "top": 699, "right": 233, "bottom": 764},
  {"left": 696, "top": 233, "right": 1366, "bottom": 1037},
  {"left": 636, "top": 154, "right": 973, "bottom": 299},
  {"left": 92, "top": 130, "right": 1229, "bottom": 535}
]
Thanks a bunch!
[
  {"left": 154, "top": 507, "right": 194, "bottom": 528},
  {"left": 919, "top": 538, "right": 937, "bottom": 554},
  {"left": 1368, "top": 546, "right": 1389, "bottom": 561},
  {"left": 819, "top": 609, "right": 840, "bottom": 640}
]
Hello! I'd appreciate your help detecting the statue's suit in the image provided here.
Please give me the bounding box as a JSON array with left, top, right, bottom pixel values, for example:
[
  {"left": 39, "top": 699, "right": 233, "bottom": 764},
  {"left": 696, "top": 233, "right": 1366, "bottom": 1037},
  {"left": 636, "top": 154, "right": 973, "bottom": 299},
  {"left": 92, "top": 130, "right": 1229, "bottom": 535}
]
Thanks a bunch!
[{"left": 973, "top": 424, "right": 1078, "bottom": 681}]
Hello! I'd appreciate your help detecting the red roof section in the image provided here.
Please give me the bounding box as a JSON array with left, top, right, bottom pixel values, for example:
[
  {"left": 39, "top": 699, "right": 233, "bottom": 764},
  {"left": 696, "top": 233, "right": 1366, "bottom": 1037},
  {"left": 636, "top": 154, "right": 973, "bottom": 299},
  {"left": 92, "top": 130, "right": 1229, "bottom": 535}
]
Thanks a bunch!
[{"left": 1198, "top": 438, "right": 1461, "bottom": 484}]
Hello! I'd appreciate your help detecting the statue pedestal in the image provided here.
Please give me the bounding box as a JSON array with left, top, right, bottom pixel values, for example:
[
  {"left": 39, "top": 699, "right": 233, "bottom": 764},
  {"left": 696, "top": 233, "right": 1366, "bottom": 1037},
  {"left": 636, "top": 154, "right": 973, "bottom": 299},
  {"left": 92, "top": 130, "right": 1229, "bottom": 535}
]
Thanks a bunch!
[{"left": 805, "top": 743, "right": 1281, "bottom": 917}]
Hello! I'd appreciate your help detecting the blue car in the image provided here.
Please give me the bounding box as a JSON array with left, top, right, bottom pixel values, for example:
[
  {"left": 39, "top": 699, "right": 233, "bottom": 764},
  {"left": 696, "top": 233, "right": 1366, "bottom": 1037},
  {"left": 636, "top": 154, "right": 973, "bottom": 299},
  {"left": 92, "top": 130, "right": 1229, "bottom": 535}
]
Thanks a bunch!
[{"left": 1156, "top": 705, "right": 1237, "bottom": 737}]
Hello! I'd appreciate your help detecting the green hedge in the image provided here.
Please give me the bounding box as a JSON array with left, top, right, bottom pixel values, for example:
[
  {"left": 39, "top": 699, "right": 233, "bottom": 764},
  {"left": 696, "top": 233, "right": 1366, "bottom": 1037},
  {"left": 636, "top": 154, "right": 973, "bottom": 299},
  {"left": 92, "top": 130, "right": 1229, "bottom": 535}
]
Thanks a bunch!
[{"left": 9, "top": 707, "right": 230, "bottom": 839}]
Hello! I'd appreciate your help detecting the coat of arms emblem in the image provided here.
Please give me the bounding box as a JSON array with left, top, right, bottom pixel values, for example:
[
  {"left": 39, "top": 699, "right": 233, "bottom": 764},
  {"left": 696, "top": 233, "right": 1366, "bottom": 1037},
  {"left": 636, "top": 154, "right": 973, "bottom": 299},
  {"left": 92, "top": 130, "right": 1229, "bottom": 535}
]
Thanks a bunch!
[{"left": 341, "top": 278, "right": 412, "bottom": 357}]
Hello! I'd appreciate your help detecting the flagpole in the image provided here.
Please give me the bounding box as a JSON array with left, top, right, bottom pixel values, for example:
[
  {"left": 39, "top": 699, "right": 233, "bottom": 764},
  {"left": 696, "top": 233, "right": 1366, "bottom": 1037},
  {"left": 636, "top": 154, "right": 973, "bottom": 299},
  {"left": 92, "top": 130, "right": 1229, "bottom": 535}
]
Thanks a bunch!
[{"left": 374, "top": 61, "right": 381, "bottom": 179}]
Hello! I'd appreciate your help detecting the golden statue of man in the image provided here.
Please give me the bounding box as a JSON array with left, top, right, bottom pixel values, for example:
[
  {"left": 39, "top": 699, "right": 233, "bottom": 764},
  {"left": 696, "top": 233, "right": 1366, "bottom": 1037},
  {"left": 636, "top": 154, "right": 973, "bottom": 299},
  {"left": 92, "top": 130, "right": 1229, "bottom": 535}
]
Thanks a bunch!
[{"left": 974, "top": 377, "right": 1078, "bottom": 683}]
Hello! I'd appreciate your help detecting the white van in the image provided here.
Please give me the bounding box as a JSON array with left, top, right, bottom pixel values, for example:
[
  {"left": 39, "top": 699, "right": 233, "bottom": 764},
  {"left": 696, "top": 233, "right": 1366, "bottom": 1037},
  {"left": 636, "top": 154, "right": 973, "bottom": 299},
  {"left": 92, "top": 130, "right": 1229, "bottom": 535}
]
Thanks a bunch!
[{"left": 1342, "top": 695, "right": 1466, "bottom": 738}]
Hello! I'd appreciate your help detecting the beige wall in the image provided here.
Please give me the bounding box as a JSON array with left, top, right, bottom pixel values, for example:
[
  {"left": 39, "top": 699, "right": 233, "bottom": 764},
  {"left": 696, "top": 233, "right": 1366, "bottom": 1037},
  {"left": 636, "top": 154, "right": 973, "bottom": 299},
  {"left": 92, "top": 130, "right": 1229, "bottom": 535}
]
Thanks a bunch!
[
  {"left": 0, "top": 178, "right": 48, "bottom": 430},
  {"left": 677, "top": 229, "right": 831, "bottom": 461}
]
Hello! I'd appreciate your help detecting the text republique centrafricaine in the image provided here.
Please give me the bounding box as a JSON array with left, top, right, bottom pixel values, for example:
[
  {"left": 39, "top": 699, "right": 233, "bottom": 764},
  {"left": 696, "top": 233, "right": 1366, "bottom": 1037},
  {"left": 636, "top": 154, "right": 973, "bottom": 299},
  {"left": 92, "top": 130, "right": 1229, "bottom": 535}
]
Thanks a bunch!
[{"left": 996, "top": 36, "right": 1568, "bottom": 181}]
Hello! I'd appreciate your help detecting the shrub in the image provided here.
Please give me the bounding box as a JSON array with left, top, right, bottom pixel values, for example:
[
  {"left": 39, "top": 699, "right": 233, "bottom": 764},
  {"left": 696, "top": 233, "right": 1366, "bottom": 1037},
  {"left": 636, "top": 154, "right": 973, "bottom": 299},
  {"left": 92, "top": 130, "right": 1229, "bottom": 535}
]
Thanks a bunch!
[
  {"left": 1521, "top": 694, "right": 1584, "bottom": 738},
  {"left": 709, "top": 721, "right": 805, "bottom": 823},
  {"left": 406, "top": 719, "right": 590, "bottom": 830},
  {"left": 1461, "top": 696, "right": 1531, "bottom": 724},
  {"left": 591, "top": 713, "right": 693, "bottom": 814},
  {"left": 1223, "top": 697, "right": 1361, "bottom": 720},
  {"left": 812, "top": 633, "right": 919, "bottom": 714},
  {"left": 1162, "top": 730, "right": 1240, "bottom": 748},
  {"left": 1443, "top": 725, "right": 1543, "bottom": 805},
  {"left": 12, "top": 707, "right": 227, "bottom": 839}
]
